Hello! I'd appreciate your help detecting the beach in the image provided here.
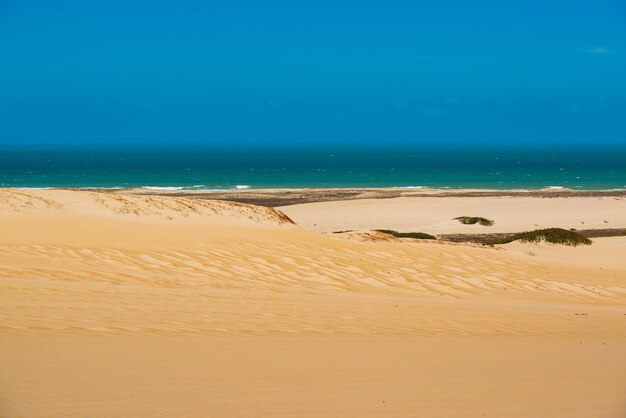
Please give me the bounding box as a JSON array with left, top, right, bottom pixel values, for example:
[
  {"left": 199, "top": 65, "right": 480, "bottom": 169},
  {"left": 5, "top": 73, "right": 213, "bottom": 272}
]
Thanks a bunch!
[{"left": 1, "top": 188, "right": 625, "bottom": 417}]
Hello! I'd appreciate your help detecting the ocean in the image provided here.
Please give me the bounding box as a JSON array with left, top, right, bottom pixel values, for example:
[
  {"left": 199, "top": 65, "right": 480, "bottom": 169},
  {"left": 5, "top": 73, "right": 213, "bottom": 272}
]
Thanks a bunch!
[{"left": 1, "top": 148, "right": 625, "bottom": 190}]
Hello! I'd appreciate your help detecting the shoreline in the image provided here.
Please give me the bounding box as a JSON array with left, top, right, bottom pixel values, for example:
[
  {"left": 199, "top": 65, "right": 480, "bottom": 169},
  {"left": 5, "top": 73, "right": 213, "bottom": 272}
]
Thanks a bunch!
[{"left": 20, "top": 186, "right": 626, "bottom": 207}]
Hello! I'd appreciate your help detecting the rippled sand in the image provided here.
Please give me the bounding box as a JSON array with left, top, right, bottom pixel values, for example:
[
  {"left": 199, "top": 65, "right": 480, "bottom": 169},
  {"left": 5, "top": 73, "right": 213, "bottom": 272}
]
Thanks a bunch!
[{"left": 1, "top": 189, "right": 625, "bottom": 417}]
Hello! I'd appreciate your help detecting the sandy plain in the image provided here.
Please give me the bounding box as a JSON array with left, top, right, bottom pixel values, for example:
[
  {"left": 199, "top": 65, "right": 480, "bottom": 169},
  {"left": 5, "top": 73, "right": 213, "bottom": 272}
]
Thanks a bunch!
[{"left": 1, "top": 188, "right": 625, "bottom": 417}]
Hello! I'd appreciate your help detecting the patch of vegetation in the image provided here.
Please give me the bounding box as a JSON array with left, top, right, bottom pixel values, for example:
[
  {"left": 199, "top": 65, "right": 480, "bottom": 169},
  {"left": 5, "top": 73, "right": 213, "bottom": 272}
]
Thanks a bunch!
[
  {"left": 495, "top": 228, "right": 591, "bottom": 246},
  {"left": 454, "top": 216, "right": 494, "bottom": 226},
  {"left": 375, "top": 229, "right": 437, "bottom": 240},
  {"left": 332, "top": 230, "right": 354, "bottom": 234}
]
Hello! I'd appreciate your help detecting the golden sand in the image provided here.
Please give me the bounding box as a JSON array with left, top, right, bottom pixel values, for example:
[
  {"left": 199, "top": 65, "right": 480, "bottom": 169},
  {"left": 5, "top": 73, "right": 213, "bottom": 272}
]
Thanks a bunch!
[{"left": 1, "top": 189, "right": 625, "bottom": 417}]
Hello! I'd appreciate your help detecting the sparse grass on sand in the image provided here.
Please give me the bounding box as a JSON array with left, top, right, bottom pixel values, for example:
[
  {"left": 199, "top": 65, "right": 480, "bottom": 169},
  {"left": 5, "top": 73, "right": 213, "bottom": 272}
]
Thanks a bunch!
[
  {"left": 496, "top": 228, "right": 592, "bottom": 246},
  {"left": 454, "top": 216, "right": 494, "bottom": 226},
  {"left": 375, "top": 229, "right": 437, "bottom": 240}
]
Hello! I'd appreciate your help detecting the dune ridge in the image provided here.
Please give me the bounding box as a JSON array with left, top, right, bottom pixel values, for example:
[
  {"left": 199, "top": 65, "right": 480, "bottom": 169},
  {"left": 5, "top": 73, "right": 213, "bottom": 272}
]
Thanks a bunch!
[{"left": 0, "top": 188, "right": 294, "bottom": 224}]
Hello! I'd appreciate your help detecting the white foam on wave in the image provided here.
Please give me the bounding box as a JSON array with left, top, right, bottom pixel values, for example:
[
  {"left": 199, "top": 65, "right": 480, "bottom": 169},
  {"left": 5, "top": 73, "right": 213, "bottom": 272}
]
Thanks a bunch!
[
  {"left": 76, "top": 187, "right": 124, "bottom": 190},
  {"left": 140, "top": 185, "right": 253, "bottom": 191},
  {"left": 142, "top": 186, "right": 185, "bottom": 191},
  {"left": 391, "top": 186, "right": 426, "bottom": 189}
]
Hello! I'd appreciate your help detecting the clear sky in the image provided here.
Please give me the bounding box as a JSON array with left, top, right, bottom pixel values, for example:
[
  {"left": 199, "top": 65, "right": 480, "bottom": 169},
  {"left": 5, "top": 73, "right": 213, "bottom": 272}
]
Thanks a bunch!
[{"left": 1, "top": 0, "right": 624, "bottom": 148}]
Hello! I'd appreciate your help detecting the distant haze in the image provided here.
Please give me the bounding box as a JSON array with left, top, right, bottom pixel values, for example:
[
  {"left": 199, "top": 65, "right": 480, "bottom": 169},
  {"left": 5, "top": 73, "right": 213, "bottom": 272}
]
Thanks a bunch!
[{"left": 1, "top": 0, "right": 625, "bottom": 148}]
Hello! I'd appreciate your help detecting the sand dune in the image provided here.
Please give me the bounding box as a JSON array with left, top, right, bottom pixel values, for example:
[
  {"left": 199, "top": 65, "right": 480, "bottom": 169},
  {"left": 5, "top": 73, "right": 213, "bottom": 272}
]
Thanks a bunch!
[
  {"left": 0, "top": 188, "right": 293, "bottom": 224},
  {"left": 1, "top": 189, "right": 625, "bottom": 417}
]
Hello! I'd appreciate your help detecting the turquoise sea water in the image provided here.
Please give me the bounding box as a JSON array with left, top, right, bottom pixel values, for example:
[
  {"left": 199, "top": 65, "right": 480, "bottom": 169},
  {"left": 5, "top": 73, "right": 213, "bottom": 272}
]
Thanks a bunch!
[{"left": 1, "top": 148, "right": 625, "bottom": 190}]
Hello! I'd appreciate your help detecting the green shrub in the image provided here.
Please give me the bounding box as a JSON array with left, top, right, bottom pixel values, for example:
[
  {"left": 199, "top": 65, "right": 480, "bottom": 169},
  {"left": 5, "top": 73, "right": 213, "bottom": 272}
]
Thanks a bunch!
[
  {"left": 454, "top": 216, "right": 494, "bottom": 226},
  {"left": 375, "top": 229, "right": 437, "bottom": 240},
  {"left": 496, "top": 228, "right": 591, "bottom": 246}
]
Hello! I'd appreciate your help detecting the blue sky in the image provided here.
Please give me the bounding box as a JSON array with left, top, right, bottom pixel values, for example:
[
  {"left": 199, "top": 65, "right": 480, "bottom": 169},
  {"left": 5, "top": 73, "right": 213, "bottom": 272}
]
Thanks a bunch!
[{"left": 1, "top": 0, "right": 625, "bottom": 148}]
